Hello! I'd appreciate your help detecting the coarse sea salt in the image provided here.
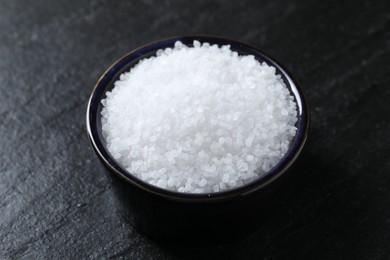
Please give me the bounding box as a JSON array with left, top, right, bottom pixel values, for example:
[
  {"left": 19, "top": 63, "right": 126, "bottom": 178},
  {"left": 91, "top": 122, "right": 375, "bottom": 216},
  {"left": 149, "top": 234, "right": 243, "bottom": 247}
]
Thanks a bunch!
[{"left": 101, "top": 41, "right": 298, "bottom": 193}]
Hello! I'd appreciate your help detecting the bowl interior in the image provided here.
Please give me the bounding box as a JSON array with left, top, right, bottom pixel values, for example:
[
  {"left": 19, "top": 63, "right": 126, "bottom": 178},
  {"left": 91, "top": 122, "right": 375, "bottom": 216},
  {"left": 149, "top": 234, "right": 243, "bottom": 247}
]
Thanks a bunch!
[{"left": 87, "top": 36, "right": 309, "bottom": 201}]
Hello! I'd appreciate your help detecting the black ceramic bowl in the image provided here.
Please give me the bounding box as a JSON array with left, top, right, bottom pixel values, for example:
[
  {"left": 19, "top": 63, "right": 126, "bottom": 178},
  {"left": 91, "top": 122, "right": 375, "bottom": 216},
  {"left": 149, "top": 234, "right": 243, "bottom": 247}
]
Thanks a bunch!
[{"left": 86, "top": 36, "right": 309, "bottom": 241}]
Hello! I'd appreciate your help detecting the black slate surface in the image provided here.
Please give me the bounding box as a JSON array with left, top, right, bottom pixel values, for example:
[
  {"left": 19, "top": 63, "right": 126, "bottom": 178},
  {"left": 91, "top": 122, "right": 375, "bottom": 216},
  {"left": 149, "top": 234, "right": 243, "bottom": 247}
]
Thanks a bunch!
[{"left": 1, "top": 0, "right": 390, "bottom": 259}]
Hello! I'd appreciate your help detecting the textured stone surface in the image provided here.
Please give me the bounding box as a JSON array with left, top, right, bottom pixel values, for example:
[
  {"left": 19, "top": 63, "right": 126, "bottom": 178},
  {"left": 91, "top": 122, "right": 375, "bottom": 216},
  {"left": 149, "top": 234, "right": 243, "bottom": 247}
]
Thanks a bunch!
[{"left": 1, "top": 0, "right": 389, "bottom": 259}]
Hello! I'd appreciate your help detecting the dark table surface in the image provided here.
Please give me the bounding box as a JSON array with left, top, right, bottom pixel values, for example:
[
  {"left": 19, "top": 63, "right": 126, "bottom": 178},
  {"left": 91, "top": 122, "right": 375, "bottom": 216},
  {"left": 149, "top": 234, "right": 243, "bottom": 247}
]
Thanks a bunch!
[{"left": 1, "top": 0, "right": 390, "bottom": 259}]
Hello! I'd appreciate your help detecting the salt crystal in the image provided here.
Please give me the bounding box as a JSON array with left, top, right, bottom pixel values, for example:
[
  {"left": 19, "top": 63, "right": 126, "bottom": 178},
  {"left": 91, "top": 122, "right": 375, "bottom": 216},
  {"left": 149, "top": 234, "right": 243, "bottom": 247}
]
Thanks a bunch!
[
  {"left": 246, "top": 155, "right": 254, "bottom": 162},
  {"left": 101, "top": 40, "right": 298, "bottom": 193}
]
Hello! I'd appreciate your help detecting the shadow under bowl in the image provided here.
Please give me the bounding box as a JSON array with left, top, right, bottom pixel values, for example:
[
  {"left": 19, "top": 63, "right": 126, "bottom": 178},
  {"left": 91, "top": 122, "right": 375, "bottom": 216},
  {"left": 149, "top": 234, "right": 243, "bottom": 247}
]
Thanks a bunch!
[{"left": 86, "top": 35, "right": 309, "bottom": 242}]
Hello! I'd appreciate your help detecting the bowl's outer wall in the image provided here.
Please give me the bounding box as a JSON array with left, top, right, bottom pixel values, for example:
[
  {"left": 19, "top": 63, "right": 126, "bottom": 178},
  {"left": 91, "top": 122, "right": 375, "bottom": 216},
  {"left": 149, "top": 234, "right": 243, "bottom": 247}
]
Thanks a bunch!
[{"left": 93, "top": 144, "right": 298, "bottom": 240}]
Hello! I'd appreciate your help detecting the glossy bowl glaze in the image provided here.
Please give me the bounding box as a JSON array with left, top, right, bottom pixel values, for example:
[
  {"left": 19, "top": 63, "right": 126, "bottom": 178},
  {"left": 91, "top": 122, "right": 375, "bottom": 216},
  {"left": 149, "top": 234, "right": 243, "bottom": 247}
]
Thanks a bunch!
[{"left": 86, "top": 35, "right": 309, "bottom": 241}]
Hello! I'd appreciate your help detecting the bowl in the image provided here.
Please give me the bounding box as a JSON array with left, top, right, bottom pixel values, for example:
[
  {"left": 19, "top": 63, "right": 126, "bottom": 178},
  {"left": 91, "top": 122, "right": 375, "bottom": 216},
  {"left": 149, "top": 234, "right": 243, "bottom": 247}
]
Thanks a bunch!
[{"left": 86, "top": 35, "right": 309, "bottom": 241}]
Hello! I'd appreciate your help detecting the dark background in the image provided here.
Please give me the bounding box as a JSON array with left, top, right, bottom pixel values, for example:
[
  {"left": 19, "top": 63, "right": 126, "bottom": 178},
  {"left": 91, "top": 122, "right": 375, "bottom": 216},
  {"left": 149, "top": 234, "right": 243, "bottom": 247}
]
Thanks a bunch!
[{"left": 1, "top": 0, "right": 389, "bottom": 259}]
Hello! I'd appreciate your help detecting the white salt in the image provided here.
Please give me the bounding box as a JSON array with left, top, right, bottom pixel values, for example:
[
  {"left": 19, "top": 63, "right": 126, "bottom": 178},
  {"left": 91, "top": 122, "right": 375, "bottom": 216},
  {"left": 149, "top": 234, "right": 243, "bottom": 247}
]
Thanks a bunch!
[{"left": 101, "top": 40, "right": 297, "bottom": 193}]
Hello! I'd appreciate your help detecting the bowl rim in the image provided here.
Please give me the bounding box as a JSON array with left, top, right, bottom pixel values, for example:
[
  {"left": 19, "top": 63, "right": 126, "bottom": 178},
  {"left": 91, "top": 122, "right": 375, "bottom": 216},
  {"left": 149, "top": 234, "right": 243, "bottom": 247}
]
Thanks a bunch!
[{"left": 86, "top": 35, "right": 310, "bottom": 202}]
